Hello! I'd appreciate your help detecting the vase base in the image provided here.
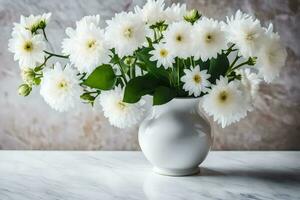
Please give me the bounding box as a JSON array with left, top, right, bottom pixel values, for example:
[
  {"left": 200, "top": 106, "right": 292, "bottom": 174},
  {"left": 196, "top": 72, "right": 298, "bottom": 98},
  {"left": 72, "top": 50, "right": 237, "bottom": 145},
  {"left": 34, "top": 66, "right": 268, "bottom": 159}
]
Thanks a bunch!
[{"left": 153, "top": 167, "right": 200, "bottom": 176}]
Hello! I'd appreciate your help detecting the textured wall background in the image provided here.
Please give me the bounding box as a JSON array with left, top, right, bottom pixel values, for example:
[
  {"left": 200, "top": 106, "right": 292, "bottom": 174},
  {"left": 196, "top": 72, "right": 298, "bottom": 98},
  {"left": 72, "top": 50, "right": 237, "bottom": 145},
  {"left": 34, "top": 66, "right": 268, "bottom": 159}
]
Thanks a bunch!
[{"left": 0, "top": 0, "right": 299, "bottom": 150}]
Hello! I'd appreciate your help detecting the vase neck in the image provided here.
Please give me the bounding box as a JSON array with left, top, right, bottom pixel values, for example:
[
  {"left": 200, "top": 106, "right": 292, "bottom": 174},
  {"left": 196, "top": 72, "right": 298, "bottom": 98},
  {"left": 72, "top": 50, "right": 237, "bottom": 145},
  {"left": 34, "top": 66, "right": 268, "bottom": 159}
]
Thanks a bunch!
[{"left": 153, "top": 98, "right": 200, "bottom": 113}]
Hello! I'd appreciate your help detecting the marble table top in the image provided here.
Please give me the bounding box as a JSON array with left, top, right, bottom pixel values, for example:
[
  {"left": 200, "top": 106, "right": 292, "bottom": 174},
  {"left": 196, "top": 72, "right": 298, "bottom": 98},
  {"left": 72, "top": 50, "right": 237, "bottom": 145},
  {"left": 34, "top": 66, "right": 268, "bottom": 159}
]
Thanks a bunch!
[{"left": 0, "top": 151, "right": 299, "bottom": 200}]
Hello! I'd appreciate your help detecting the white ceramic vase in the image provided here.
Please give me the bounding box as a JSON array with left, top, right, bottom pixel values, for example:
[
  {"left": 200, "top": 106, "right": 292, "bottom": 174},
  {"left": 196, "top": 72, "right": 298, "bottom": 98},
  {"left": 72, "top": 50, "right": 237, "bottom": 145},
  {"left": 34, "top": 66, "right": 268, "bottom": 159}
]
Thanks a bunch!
[{"left": 139, "top": 98, "right": 212, "bottom": 176}]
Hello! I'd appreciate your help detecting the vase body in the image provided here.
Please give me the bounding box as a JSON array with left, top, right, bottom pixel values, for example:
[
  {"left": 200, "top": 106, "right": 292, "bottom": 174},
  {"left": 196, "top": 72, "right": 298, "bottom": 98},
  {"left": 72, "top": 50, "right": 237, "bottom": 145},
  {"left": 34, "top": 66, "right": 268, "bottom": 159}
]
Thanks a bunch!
[{"left": 139, "top": 98, "right": 212, "bottom": 176}]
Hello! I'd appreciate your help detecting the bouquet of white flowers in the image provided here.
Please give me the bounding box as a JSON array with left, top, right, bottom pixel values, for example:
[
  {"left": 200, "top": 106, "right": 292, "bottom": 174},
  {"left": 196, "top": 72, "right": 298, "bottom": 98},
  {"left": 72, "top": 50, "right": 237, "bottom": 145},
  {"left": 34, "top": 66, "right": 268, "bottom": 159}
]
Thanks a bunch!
[{"left": 8, "top": 0, "right": 287, "bottom": 129}]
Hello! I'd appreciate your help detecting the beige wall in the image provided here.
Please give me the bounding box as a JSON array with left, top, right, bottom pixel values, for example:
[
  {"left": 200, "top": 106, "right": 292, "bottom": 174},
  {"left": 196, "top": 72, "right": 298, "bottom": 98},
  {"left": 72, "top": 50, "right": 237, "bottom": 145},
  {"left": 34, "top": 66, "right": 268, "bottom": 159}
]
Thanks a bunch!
[{"left": 0, "top": 0, "right": 299, "bottom": 150}]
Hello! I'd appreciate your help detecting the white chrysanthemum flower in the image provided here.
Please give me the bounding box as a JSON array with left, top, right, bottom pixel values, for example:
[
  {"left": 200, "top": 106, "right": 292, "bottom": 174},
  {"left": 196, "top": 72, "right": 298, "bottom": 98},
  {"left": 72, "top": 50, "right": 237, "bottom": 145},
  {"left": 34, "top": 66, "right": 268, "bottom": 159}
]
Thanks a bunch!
[
  {"left": 202, "top": 76, "right": 250, "bottom": 128},
  {"left": 149, "top": 43, "right": 175, "bottom": 69},
  {"left": 164, "top": 21, "right": 193, "bottom": 59},
  {"left": 105, "top": 12, "right": 146, "bottom": 57},
  {"left": 99, "top": 86, "right": 146, "bottom": 129},
  {"left": 256, "top": 24, "right": 287, "bottom": 83},
  {"left": 13, "top": 13, "right": 51, "bottom": 34},
  {"left": 76, "top": 15, "right": 100, "bottom": 28},
  {"left": 239, "top": 68, "right": 261, "bottom": 101},
  {"left": 192, "top": 17, "right": 227, "bottom": 61},
  {"left": 40, "top": 62, "right": 81, "bottom": 112},
  {"left": 62, "top": 15, "right": 110, "bottom": 73},
  {"left": 181, "top": 66, "right": 211, "bottom": 97},
  {"left": 8, "top": 30, "right": 46, "bottom": 68},
  {"left": 164, "top": 3, "right": 187, "bottom": 23},
  {"left": 134, "top": 0, "right": 165, "bottom": 24},
  {"left": 223, "top": 10, "right": 264, "bottom": 58}
]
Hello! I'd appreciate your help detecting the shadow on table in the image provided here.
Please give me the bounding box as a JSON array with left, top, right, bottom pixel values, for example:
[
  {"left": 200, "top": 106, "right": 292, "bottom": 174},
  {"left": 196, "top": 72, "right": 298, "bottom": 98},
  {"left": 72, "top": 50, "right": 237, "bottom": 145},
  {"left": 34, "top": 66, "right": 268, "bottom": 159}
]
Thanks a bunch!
[
  {"left": 198, "top": 167, "right": 300, "bottom": 183},
  {"left": 142, "top": 167, "right": 300, "bottom": 200}
]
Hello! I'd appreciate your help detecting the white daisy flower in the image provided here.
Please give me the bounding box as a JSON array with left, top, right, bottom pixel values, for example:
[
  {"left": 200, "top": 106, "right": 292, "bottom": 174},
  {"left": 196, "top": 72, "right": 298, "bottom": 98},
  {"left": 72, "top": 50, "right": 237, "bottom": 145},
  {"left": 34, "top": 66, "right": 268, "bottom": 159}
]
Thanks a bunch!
[
  {"left": 149, "top": 43, "right": 175, "bottom": 69},
  {"left": 62, "top": 15, "right": 110, "bottom": 73},
  {"left": 256, "top": 24, "right": 287, "bottom": 83},
  {"left": 192, "top": 17, "right": 227, "bottom": 61},
  {"left": 134, "top": 0, "right": 165, "bottom": 25},
  {"left": 223, "top": 10, "right": 264, "bottom": 58},
  {"left": 40, "top": 62, "right": 81, "bottom": 112},
  {"left": 99, "top": 86, "right": 146, "bottom": 129},
  {"left": 202, "top": 76, "right": 250, "bottom": 128},
  {"left": 13, "top": 13, "right": 51, "bottom": 34},
  {"left": 105, "top": 12, "right": 146, "bottom": 57},
  {"left": 180, "top": 66, "right": 211, "bottom": 97},
  {"left": 8, "top": 30, "right": 46, "bottom": 68},
  {"left": 164, "top": 21, "right": 193, "bottom": 59},
  {"left": 164, "top": 3, "right": 187, "bottom": 23}
]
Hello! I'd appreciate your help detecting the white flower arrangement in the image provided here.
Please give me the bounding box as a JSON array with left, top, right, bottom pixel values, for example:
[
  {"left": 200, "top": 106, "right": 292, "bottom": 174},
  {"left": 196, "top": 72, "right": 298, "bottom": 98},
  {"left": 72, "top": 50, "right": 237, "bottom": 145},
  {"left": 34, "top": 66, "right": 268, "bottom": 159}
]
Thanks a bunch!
[{"left": 8, "top": 0, "right": 287, "bottom": 128}]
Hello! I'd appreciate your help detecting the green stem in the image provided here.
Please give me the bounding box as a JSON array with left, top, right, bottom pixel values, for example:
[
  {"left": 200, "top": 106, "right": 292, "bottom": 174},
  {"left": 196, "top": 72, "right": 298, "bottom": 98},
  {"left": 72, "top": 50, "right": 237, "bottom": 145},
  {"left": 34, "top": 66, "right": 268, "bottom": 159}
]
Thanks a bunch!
[
  {"left": 130, "top": 66, "right": 134, "bottom": 79},
  {"left": 118, "top": 60, "right": 128, "bottom": 84},
  {"left": 154, "top": 29, "right": 157, "bottom": 41},
  {"left": 226, "top": 54, "right": 241, "bottom": 75},
  {"left": 42, "top": 29, "right": 55, "bottom": 52},
  {"left": 176, "top": 57, "right": 180, "bottom": 89},
  {"left": 231, "top": 61, "right": 249, "bottom": 71},
  {"left": 42, "top": 29, "right": 48, "bottom": 42},
  {"left": 230, "top": 55, "right": 240, "bottom": 68},
  {"left": 34, "top": 55, "right": 53, "bottom": 71},
  {"left": 227, "top": 60, "right": 250, "bottom": 75},
  {"left": 190, "top": 57, "right": 194, "bottom": 68},
  {"left": 225, "top": 44, "right": 235, "bottom": 56},
  {"left": 183, "top": 60, "right": 187, "bottom": 69},
  {"left": 132, "top": 56, "right": 137, "bottom": 78},
  {"left": 44, "top": 50, "right": 69, "bottom": 59}
]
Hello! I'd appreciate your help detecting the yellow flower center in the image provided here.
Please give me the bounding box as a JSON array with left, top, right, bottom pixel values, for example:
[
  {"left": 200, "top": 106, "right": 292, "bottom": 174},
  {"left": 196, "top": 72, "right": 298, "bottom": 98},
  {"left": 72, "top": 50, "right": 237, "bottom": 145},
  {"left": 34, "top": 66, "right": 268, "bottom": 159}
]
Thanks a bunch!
[
  {"left": 117, "top": 101, "right": 127, "bottom": 110},
  {"left": 205, "top": 33, "right": 213, "bottom": 43},
  {"left": 57, "top": 79, "right": 68, "bottom": 89},
  {"left": 123, "top": 27, "right": 133, "bottom": 39},
  {"left": 23, "top": 41, "right": 33, "bottom": 52},
  {"left": 245, "top": 32, "right": 255, "bottom": 41},
  {"left": 159, "top": 49, "right": 168, "bottom": 57},
  {"left": 87, "top": 39, "right": 97, "bottom": 49},
  {"left": 218, "top": 91, "right": 228, "bottom": 103},
  {"left": 175, "top": 34, "right": 183, "bottom": 42},
  {"left": 193, "top": 74, "right": 202, "bottom": 84}
]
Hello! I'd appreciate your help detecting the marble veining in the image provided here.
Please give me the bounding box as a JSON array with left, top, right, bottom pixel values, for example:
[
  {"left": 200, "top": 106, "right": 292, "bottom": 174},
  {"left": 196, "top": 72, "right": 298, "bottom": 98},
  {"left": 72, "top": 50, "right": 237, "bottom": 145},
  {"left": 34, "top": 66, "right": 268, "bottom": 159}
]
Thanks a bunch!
[{"left": 0, "top": 151, "right": 299, "bottom": 200}]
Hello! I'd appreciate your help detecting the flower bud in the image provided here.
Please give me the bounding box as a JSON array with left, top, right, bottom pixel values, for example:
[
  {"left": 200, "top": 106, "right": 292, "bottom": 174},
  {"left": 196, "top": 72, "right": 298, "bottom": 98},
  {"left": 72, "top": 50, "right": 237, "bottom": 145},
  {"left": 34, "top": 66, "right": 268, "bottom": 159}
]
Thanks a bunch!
[
  {"left": 124, "top": 57, "right": 135, "bottom": 66},
  {"left": 248, "top": 57, "right": 257, "bottom": 66},
  {"left": 21, "top": 68, "right": 36, "bottom": 84},
  {"left": 38, "top": 20, "right": 47, "bottom": 30},
  {"left": 18, "top": 84, "right": 32, "bottom": 96},
  {"left": 184, "top": 9, "right": 201, "bottom": 24},
  {"left": 33, "top": 78, "right": 41, "bottom": 85}
]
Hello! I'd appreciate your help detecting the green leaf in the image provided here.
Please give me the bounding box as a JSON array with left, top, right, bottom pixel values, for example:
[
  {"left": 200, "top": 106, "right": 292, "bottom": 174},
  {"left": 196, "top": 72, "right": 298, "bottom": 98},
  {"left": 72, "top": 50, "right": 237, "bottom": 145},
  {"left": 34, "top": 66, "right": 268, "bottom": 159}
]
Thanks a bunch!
[
  {"left": 80, "top": 93, "right": 96, "bottom": 102},
  {"left": 196, "top": 58, "right": 210, "bottom": 71},
  {"left": 123, "top": 74, "right": 160, "bottom": 103},
  {"left": 83, "top": 64, "right": 116, "bottom": 90},
  {"left": 136, "top": 62, "right": 147, "bottom": 71},
  {"left": 153, "top": 86, "right": 176, "bottom": 105},
  {"left": 135, "top": 47, "right": 169, "bottom": 83},
  {"left": 208, "top": 53, "right": 229, "bottom": 84}
]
